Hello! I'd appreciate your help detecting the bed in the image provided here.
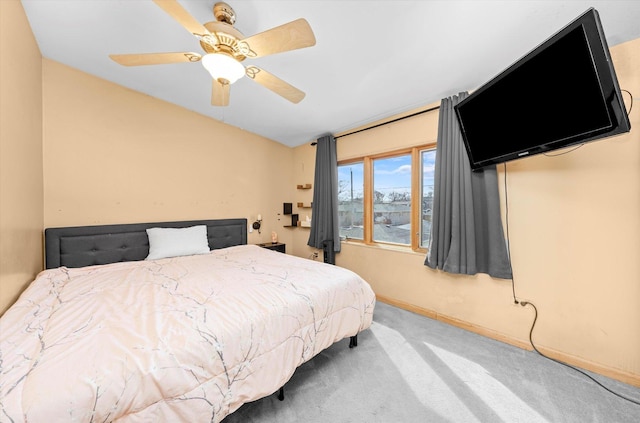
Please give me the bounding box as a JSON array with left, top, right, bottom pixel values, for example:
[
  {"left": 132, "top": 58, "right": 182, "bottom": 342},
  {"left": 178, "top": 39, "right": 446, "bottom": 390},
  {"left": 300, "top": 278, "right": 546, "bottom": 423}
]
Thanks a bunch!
[{"left": 0, "top": 218, "right": 375, "bottom": 422}]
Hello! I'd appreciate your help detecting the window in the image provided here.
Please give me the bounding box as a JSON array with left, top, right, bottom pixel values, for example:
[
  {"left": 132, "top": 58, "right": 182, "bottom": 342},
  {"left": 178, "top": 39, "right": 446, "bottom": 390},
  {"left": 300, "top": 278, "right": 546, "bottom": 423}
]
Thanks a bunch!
[
  {"left": 338, "top": 162, "right": 364, "bottom": 240},
  {"left": 373, "top": 154, "right": 412, "bottom": 245},
  {"left": 420, "top": 149, "right": 436, "bottom": 248},
  {"left": 338, "top": 144, "right": 436, "bottom": 251}
]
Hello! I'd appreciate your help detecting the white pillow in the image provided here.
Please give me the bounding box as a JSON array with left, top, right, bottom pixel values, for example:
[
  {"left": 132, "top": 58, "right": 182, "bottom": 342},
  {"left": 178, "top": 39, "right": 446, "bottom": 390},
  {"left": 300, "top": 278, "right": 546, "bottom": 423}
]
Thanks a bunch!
[{"left": 145, "top": 225, "right": 210, "bottom": 260}]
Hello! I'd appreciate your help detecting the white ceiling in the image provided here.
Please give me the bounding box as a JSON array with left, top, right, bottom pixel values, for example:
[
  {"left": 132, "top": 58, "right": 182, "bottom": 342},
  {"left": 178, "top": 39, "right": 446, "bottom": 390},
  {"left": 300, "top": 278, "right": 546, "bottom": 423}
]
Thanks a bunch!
[{"left": 21, "top": 0, "right": 640, "bottom": 147}]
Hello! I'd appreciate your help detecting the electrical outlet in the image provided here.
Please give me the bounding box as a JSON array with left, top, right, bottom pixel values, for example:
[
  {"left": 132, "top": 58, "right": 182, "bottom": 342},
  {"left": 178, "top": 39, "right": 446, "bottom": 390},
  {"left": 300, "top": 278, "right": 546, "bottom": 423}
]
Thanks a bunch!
[{"left": 313, "top": 252, "right": 318, "bottom": 259}]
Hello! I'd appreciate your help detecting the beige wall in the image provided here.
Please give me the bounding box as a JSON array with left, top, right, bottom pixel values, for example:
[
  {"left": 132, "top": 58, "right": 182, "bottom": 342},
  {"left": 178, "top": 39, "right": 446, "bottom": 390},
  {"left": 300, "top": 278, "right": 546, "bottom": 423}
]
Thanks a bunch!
[
  {"left": 292, "top": 37, "right": 640, "bottom": 383},
  {"left": 42, "top": 60, "right": 295, "bottom": 250},
  {"left": 502, "top": 37, "right": 639, "bottom": 381},
  {"left": 0, "top": 0, "right": 44, "bottom": 314}
]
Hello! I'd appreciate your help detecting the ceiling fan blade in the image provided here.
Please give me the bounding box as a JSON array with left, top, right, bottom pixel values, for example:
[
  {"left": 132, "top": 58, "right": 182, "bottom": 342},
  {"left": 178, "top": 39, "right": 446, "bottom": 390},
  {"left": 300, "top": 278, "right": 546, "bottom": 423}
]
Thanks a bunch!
[
  {"left": 109, "top": 52, "right": 201, "bottom": 66},
  {"left": 246, "top": 66, "right": 305, "bottom": 104},
  {"left": 153, "top": 0, "right": 211, "bottom": 38},
  {"left": 211, "top": 80, "right": 230, "bottom": 106},
  {"left": 241, "top": 18, "right": 316, "bottom": 58}
]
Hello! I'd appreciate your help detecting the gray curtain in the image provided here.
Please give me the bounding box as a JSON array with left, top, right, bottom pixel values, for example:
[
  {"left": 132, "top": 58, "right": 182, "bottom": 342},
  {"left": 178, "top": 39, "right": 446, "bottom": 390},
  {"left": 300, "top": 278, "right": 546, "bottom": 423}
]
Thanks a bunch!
[
  {"left": 308, "top": 134, "right": 341, "bottom": 253},
  {"left": 425, "top": 92, "right": 512, "bottom": 279}
]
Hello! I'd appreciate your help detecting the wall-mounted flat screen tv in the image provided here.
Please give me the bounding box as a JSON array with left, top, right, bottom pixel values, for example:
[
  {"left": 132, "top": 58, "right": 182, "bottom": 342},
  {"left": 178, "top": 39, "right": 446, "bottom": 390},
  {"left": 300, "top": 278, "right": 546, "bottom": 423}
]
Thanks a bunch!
[{"left": 454, "top": 8, "right": 631, "bottom": 170}]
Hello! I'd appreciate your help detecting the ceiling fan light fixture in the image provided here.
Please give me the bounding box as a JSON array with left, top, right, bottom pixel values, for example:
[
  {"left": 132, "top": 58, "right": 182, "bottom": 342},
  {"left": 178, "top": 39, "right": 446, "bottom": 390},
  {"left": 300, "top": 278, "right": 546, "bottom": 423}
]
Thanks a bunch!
[
  {"left": 110, "top": 1, "right": 315, "bottom": 105},
  {"left": 201, "top": 53, "right": 245, "bottom": 84}
]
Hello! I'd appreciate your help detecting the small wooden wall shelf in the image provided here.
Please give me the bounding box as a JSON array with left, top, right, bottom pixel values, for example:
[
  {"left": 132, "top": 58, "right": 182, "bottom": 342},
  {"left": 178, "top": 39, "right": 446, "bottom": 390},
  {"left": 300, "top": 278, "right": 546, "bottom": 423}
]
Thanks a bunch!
[
  {"left": 297, "top": 202, "right": 312, "bottom": 208},
  {"left": 297, "top": 184, "right": 312, "bottom": 189},
  {"left": 283, "top": 213, "right": 299, "bottom": 227}
]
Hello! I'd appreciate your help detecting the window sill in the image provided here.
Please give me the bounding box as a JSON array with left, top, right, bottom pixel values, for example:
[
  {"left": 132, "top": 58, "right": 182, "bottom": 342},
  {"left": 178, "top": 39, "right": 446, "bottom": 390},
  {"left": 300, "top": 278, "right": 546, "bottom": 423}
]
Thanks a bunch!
[{"left": 340, "top": 238, "right": 426, "bottom": 256}]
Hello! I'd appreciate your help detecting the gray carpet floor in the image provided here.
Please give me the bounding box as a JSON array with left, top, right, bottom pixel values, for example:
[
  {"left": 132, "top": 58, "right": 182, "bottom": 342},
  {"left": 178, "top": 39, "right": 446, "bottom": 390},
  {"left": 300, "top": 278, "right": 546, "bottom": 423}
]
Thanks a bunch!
[{"left": 223, "top": 301, "right": 640, "bottom": 422}]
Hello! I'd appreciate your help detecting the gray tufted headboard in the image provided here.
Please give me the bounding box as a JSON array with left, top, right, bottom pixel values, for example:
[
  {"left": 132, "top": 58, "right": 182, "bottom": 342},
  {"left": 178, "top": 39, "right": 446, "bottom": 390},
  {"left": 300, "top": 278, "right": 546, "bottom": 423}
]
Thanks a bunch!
[{"left": 45, "top": 218, "right": 247, "bottom": 269}]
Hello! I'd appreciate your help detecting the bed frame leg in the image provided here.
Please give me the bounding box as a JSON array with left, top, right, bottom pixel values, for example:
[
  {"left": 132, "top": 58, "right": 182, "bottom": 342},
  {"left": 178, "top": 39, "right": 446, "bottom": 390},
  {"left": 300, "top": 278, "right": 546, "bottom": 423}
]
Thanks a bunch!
[
  {"left": 276, "top": 336, "right": 357, "bottom": 403},
  {"left": 349, "top": 334, "right": 358, "bottom": 348}
]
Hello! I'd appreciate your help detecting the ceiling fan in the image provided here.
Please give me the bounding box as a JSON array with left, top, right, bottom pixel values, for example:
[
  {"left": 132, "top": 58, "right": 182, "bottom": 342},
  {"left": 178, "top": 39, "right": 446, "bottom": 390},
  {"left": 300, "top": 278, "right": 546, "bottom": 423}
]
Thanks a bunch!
[{"left": 110, "top": 0, "right": 316, "bottom": 106}]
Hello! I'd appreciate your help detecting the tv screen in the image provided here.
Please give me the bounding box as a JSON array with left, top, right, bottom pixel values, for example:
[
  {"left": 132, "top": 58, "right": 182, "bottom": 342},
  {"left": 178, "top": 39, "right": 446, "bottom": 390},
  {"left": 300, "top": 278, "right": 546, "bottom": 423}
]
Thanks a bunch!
[{"left": 454, "top": 8, "right": 631, "bottom": 170}]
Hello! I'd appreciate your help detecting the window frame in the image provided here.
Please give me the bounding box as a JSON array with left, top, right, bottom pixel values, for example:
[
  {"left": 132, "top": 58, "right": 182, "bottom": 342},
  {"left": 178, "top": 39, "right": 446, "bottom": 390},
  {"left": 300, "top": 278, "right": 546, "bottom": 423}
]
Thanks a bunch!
[{"left": 338, "top": 143, "right": 436, "bottom": 252}]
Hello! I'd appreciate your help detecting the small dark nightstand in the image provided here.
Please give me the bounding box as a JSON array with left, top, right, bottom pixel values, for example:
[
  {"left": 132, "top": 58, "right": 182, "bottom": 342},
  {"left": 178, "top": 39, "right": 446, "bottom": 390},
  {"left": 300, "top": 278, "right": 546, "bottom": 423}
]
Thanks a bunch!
[{"left": 257, "top": 242, "right": 286, "bottom": 253}]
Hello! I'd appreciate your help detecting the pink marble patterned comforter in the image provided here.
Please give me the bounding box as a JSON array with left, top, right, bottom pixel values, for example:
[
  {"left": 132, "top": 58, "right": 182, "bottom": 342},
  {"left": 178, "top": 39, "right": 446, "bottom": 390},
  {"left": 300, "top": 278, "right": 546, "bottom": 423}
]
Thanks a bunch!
[{"left": 0, "top": 245, "right": 375, "bottom": 422}]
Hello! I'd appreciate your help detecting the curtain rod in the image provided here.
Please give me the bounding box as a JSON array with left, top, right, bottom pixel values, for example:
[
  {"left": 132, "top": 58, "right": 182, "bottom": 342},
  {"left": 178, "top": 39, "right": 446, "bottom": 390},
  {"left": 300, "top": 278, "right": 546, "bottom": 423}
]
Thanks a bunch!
[{"left": 334, "top": 104, "right": 440, "bottom": 140}]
